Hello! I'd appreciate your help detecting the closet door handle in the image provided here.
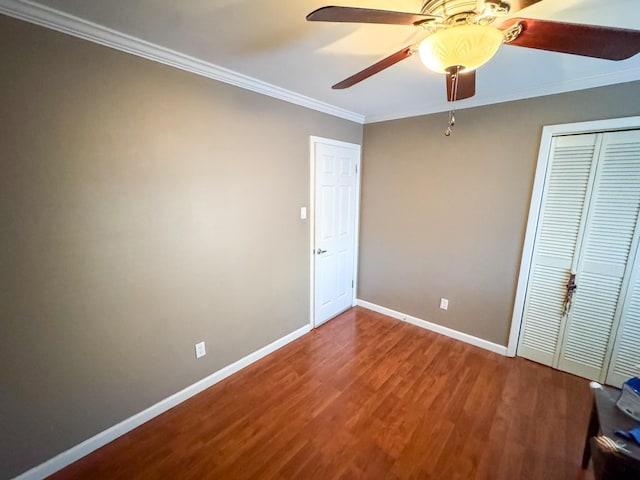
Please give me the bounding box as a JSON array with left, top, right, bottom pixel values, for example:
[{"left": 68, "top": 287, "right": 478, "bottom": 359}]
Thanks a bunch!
[{"left": 563, "top": 273, "right": 577, "bottom": 316}]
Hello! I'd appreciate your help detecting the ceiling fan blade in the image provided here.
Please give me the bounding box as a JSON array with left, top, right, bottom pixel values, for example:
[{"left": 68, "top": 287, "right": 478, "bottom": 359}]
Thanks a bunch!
[
  {"left": 501, "top": 18, "right": 640, "bottom": 61},
  {"left": 332, "top": 46, "right": 414, "bottom": 89},
  {"left": 446, "top": 70, "right": 476, "bottom": 102},
  {"left": 307, "top": 6, "right": 436, "bottom": 26}
]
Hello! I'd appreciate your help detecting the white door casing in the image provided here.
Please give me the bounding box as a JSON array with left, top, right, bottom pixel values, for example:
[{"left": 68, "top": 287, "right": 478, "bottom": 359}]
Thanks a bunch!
[
  {"left": 511, "top": 117, "right": 640, "bottom": 386},
  {"left": 516, "top": 130, "right": 640, "bottom": 382},
  {"left": 309, "top": 137, "right": 361, "bottom": 328},
  {"left": 509, "top": 116, "right": 640, "bottom": 358}
]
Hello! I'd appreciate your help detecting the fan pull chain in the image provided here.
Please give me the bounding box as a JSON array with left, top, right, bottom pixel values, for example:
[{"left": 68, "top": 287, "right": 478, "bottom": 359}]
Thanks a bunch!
[
  {"left": 445, "top": 110, "right": 456, "bottom": 136},
  {"left": 445, "top": 65, "right": 460, "bottom": 137}
]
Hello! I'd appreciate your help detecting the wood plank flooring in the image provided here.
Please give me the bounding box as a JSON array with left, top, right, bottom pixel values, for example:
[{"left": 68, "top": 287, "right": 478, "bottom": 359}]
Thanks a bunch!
[{"left": 49, "top": 307, "right": 595, "bottom": 480}]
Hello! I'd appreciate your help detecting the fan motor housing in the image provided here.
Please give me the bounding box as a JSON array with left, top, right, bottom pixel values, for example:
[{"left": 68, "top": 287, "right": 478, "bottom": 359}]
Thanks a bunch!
[{"left": 421, "top": 0, "right": 509, "bottom": 18}]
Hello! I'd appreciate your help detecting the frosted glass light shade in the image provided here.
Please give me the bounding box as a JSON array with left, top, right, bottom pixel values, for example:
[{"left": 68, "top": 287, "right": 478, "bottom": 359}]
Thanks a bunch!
[{"left": 418, "top": 24, "right": 504, "bottom": 73}]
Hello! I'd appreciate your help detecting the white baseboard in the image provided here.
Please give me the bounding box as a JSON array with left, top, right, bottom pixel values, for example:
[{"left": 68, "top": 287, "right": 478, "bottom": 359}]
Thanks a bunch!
[
  {"left": 13, "top": 324, "right": 311, "bottom": 480},
  {"left": 356, "top": 299, "right": 508, "bottom": 356}
]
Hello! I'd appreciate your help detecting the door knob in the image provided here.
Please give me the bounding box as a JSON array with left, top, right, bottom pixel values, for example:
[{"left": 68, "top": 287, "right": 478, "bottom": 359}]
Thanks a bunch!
[
  {"left": 316, "top": 248, "right": 327, "bottom": 254},
  {"left": 563, "top": 272, "right": 577, "bottom": 316}
]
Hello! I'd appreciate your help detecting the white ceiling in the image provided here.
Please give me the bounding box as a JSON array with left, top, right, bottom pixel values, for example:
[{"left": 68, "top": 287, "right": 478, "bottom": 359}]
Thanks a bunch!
[{"left": 4, "top": 0, "right": 640, "bottom": 122}]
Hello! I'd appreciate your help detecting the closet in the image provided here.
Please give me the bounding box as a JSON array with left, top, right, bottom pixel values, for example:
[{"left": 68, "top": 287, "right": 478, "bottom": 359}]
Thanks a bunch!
[{"left": 517, "top": 129, "right": 640, "bottom": 386}]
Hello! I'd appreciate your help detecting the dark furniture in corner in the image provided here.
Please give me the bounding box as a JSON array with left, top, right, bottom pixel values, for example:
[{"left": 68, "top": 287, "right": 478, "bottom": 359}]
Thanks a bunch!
[{"left": 582, "top": 386, "right": 640, "bottom": 480}]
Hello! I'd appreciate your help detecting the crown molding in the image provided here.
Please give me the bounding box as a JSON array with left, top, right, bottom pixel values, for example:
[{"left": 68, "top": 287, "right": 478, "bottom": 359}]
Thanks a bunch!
[
  {"left": 364, "top": 66, "right": 640, "bottom": 123},
  {"left": 0, "top": 0, "right": 365, "bottom": 124},
  {"left": 4, "top": 0, "right": 637, "bottom": 127}
]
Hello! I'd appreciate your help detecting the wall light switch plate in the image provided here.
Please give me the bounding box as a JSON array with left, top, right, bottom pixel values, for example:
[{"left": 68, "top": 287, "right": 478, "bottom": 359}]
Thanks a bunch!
[
  {"left": 440, "top": 298, "right": 449, "bottom": 310},
  {"left": 195, "top": 341, "right": 206, "bottom": 359},
  {"left": 300, "top": 207, "right": 307, "bottom": 220}
]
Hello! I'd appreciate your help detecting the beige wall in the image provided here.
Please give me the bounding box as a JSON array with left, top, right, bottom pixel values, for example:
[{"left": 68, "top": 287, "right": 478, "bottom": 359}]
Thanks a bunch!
[
  {"left": 0, "top": 15, "right": 362, "bottom": 479},
  {"left": 359, "top": 81, "right": 640, "bottom": 347}
]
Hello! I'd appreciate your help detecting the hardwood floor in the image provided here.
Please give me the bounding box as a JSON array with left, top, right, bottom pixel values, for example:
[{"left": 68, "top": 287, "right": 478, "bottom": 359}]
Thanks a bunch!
[{"left": 49, "top": 307, "right": 596, "bottom": 480}]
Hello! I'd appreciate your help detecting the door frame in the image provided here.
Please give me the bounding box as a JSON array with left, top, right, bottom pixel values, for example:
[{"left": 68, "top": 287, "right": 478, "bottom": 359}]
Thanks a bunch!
[
  {"left": 309, "top": 136, "right": 362, "bottom": 329},
  {"left": 507, "top": 115, "right": 640, "bottom": 357}
]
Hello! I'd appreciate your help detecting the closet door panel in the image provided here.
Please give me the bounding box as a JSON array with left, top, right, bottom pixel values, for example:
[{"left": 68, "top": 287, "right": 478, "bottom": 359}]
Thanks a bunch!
[
  {"left": 559, "top": 130, "right": 640, "bottom": 380},
  {"left": 518, "top": 135, "right": 599, "bottom": 365},
  {"left": 607, "top": 274, "right": 640, "bottom": 386},
  {"left": 559, "top": 273, "right": 623, "bottom": 378},
  {"left": 604, "top": 131, "right": 640, "bottom": 386}
]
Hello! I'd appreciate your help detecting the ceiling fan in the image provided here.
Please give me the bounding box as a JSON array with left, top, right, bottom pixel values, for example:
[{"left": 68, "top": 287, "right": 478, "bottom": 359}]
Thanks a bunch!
[{"left": 306, "top": 0, "right": 640, "bottom": 105}]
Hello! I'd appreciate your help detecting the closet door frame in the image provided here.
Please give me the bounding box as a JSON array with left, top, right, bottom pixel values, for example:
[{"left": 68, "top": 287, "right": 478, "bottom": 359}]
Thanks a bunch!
[{"left": 507, "top": 116, "right": 640, "bottom": 357}]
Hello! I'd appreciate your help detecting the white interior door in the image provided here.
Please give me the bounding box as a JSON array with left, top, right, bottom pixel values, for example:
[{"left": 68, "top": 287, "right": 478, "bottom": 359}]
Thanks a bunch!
[{"left": 312, "top": 138, "right": 360, "bottom": 327}]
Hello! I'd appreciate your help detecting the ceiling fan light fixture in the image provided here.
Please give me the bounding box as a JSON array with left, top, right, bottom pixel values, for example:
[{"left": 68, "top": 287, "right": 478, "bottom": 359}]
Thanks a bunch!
[{"left": 418, "top": 24, "right": 504, "bottom": 73}]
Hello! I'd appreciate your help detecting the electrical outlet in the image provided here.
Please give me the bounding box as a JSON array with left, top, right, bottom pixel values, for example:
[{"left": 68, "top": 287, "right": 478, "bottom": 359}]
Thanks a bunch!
[
  {"left": 195, "top": 341, "right": 206, "bottom": 359},
  {"left": 440, "top": 298, "right": 449, "bottom": 310}
]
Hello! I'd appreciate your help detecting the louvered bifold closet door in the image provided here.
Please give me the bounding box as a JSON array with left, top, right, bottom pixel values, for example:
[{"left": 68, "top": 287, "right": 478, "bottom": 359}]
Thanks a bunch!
[
  {"left": 557, "top": 130, "right": 640, "bottom": 381},
  {"left": 599, "top": 131, "right": 640, "bottom": 387},
  {"left": 517, "top": 134, "right": 600, "bottom": 366},
  {"left": 607, "top": 251, "right": 640, "bottom": 386}
]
